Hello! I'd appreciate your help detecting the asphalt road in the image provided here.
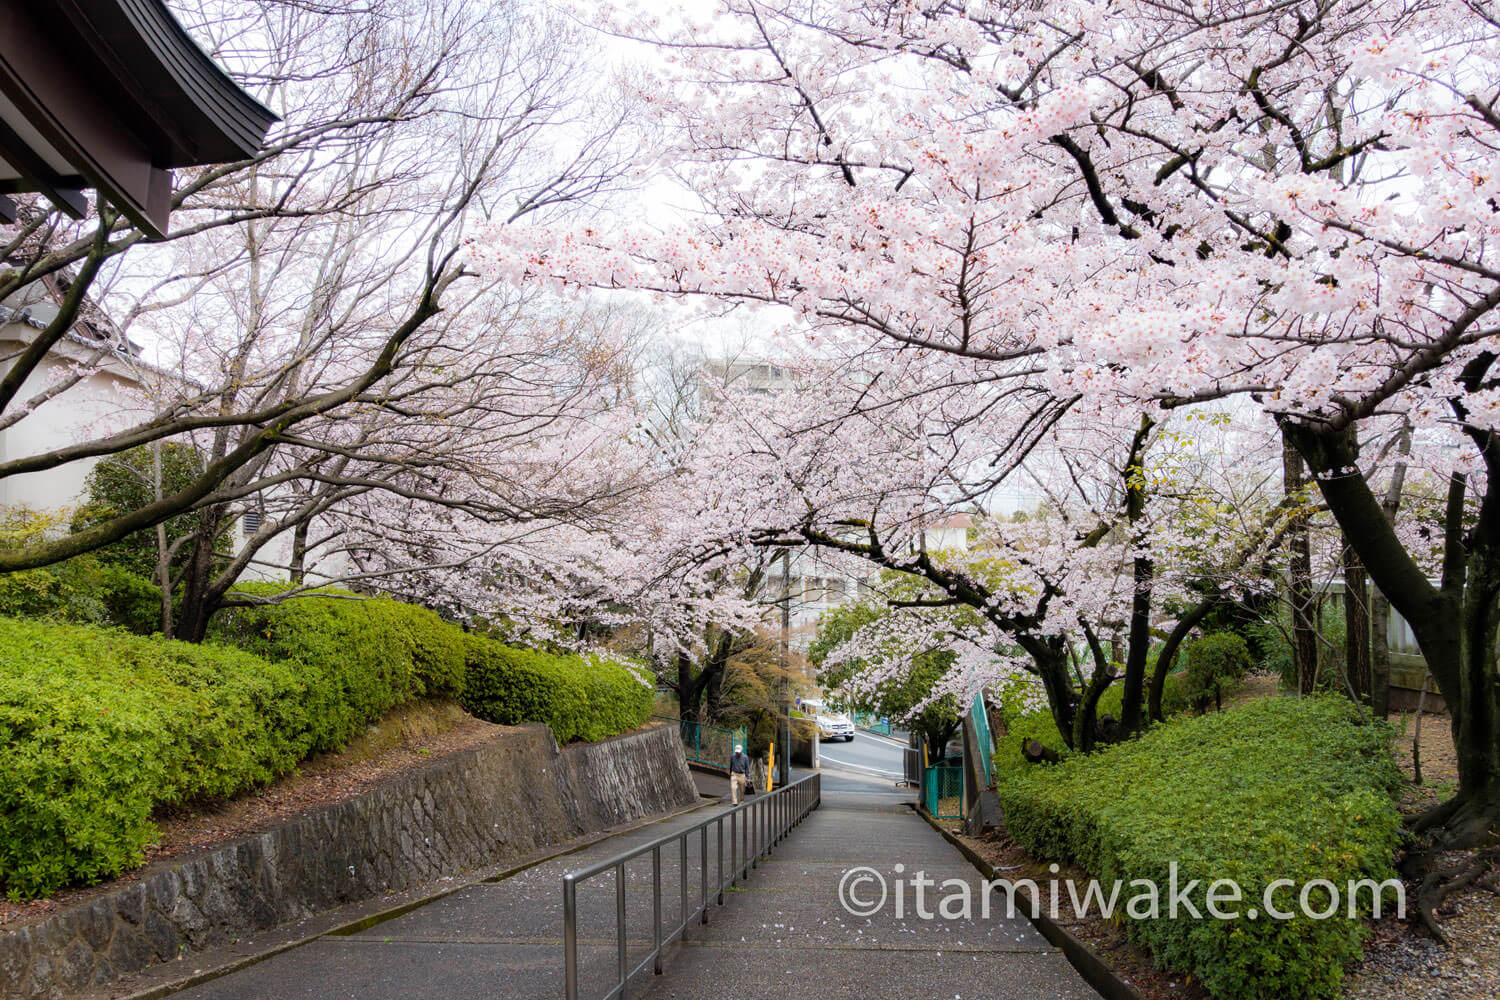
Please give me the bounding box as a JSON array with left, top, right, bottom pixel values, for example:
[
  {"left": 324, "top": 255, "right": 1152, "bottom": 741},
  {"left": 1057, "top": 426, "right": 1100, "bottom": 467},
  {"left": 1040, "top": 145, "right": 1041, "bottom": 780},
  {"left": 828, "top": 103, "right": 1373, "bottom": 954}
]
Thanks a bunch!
[{"left": 811, "top": 726, "right": 912, "bottom": 795}]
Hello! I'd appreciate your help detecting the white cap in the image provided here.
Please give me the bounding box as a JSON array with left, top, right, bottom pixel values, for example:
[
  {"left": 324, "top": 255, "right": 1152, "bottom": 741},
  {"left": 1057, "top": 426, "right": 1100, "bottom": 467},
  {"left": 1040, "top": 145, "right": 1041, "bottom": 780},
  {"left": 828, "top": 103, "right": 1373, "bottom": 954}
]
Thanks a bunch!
[{"left": 734, "top": 745, "right": 743, "bottom": 752}]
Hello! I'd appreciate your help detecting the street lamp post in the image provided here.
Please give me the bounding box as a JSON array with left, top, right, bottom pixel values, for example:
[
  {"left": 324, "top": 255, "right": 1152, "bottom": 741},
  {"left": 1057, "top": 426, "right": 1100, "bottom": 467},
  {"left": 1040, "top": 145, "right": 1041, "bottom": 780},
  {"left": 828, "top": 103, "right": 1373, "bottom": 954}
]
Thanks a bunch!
[{"left": 779, "top": 548, "right": 792, "bottom": 788}]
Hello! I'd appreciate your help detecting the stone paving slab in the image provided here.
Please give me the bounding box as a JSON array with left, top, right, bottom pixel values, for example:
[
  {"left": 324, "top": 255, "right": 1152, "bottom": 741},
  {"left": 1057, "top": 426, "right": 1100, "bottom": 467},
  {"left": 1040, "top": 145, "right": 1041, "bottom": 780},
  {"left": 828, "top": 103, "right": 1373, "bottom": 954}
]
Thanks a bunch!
[{"left": 684, "top": 889, "right": 1053, "bottom": 951}]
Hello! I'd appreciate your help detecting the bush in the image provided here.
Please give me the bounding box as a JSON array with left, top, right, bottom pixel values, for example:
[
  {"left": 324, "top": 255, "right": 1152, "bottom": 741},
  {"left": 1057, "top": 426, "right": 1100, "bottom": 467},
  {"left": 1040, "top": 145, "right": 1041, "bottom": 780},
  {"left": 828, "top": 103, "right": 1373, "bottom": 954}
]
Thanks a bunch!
[
  {"left": 995, "top": 697, "right": 1402, "bottom": 1000},
  {"left": 1182, "top": 631, "right": 1254, "bottom": 713},
  {"left": 97, "top": 564, "right": 165, "bottom": 634},
  {"left": 0, "top": 507, "right": 165, "bottom": 633},
  {"left": 0, "top": 617, "right": 316, "bottom": 898},
  {"left": 459, "top": 636, "right": 651, "bottom": 743},
  {"left": 213, "top": 585, "right": 466, "bottom": 748},
  {"left": 994, "top": 671, "right": 1195, "bottom": 770}
]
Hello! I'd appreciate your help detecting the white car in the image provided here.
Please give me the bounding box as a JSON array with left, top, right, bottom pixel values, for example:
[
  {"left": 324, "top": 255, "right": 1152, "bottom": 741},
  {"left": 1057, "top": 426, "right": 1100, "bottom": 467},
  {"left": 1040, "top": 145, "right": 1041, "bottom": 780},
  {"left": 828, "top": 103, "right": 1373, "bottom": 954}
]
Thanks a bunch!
[{"left": 817, "top": 713, "right": 855, "bottom": 742}]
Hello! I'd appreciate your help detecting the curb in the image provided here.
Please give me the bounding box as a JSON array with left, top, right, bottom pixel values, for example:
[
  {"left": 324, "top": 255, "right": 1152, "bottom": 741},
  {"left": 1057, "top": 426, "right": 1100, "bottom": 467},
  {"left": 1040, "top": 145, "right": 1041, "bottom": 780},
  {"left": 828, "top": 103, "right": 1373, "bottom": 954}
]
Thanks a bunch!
[
  {"left": 107, "top": 796, "right": 716, "bottom": 1000},
  {"left": 912, "top": 806, "right": 1144, "bottom": 1000}
]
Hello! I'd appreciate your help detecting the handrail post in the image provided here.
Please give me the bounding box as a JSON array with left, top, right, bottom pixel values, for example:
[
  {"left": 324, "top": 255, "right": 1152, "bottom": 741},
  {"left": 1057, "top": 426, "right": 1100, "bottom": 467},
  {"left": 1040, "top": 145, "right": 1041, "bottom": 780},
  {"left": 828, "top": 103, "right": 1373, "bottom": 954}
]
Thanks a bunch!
[
  {"left": 679, "top": 832, "right": 688, "bottom": 941},
  {"left": 652, "top": 846, "right": 663, "bottom": 975},
  {"left": 751, "top": 798, "right": 759, "bottom": 869},
  {"left": 700, "top": 825, "right": 709, "bottom": 925},
  {"left": 564, "top": 874, "right": 579, "bottom": 1000},
  {"left": 716, "top": 815, "right": 725, "bottom": 905},
  {"left": 617, "top": 861, "right": 628, "bottom": 995}
]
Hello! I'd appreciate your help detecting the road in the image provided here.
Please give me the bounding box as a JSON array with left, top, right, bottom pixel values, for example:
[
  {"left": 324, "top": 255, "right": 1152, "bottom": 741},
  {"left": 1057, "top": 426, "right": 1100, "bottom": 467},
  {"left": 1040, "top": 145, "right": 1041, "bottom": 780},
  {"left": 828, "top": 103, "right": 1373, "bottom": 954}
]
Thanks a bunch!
[{"left": 809, "top": 727, "right": 911, "bottom": 795}]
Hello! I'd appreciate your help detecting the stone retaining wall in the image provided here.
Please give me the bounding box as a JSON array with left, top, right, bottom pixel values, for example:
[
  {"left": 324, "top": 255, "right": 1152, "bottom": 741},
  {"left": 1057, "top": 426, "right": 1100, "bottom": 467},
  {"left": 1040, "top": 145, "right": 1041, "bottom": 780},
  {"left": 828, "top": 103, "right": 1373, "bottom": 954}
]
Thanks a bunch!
[{"left": 0, "top": 723, "right": 697, "bottom": 1000}]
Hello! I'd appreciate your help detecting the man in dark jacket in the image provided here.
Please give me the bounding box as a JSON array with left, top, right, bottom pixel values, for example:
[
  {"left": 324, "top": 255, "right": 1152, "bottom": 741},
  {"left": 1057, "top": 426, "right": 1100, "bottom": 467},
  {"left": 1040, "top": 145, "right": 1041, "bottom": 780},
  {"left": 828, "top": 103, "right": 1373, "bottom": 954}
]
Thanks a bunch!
[{"left": 729, "top": 745, "right": 751, "bottom": 803}]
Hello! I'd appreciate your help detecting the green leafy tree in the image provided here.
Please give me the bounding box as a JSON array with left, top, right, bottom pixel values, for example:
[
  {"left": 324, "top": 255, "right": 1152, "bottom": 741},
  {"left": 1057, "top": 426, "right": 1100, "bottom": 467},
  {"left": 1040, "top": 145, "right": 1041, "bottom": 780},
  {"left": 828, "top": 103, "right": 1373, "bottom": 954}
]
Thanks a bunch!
[
  {"left": 810, "top": 595, "right": 962, "bottom": 763},
  {"left": 71, "top": 443, "right": 230, "bottom": 633}
]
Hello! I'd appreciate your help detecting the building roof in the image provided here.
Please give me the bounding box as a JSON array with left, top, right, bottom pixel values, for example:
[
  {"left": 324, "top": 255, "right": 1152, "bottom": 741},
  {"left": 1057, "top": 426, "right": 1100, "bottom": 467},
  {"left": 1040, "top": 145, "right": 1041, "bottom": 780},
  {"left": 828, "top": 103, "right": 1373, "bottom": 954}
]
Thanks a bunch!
[{"left": 0, "top": 0, "right": 277, "bottom": 237}]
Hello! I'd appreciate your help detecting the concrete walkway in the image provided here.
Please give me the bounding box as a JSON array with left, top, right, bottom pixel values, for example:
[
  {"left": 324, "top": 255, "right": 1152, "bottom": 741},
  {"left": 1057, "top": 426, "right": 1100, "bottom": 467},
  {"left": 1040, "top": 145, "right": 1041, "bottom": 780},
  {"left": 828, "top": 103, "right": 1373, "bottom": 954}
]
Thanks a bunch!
[
  {"left": 166, "top": 801, "right": 732, "bottom": 1000},
  {"left": 166, "top": 785, "right": 1098, "bottom": 1000},
  {"left": 640, "top": 790, "right": 1099, "bottom": 1000}
]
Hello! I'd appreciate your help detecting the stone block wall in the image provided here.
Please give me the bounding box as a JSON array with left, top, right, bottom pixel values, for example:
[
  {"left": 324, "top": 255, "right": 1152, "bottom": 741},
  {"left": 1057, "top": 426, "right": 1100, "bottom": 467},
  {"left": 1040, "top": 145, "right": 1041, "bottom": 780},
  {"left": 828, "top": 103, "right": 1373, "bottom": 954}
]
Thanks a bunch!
[{"left": 0, "top": 723, "right": 697, "bottom": 999}]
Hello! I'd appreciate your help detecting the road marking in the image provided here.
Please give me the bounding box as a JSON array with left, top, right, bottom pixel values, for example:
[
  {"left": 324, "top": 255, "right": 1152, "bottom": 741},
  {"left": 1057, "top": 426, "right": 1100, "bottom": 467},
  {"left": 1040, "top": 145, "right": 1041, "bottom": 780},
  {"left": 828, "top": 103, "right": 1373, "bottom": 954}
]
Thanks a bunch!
[
  {"left": 821, "top": 753, "right": 905, "bottom": 779},
  {"left": 859, "top": 730, "right": 909, "bottom": 748}
]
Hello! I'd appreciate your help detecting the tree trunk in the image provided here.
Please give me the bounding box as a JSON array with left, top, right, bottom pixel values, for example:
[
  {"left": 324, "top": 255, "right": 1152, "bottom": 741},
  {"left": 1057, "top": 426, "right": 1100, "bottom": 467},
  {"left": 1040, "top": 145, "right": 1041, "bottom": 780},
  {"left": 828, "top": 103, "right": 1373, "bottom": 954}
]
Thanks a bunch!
[
  {"left": 1343, "top": 541, "right": 1372, "bottom": 701},
  {"left": 1118, "top": 413, "right": 1154, "bottom": 735},
  {"left": 1283, "top": 432, "right": 1319, "bottom": 693},
  {"left": 172, "top": 506, "right": 228, "bottom": 643},
  {"left": 677, "top": 650, "right": 701, "bottom": 724},
  {"left": 1022, "top": 635, "right": 1077, "bottom": 750},
  {"left": 1149, "top": 599, "right": 1215, "bottom": 721},
  {"left": 1371, "top": 589, "right": 1392, "bottom": 717},
  {"left": 289, "top": 519, "right": 310, "bottom": 584},
  {"left": 1283, "top": 420, "right": 1499, "bottom": 852}
]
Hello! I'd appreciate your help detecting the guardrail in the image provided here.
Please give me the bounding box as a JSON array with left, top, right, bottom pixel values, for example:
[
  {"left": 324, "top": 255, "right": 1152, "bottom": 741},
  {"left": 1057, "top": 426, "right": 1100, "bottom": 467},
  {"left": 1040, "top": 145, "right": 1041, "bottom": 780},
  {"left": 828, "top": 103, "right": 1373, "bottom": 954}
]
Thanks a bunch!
[{"left": 562, "top": 772, "right": 821, "bottom": 1000}]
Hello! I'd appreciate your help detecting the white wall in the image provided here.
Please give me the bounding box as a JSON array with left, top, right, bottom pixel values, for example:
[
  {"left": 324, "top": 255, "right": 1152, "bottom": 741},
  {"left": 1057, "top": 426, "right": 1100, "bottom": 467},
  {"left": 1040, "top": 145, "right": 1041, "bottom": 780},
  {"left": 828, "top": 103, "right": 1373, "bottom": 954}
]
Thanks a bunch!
[{"left": 0, "top": 328, "right": 153, "bottom": 516}]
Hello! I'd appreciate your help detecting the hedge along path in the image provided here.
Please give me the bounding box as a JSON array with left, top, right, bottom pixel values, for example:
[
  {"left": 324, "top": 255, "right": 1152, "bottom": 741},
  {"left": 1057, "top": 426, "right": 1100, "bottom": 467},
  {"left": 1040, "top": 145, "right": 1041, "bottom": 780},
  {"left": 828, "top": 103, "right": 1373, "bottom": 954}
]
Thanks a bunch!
[
  {"left": 994, "top": 696, "right": 1404, "bottom": 1000},
  {"left": 0, "top": 591, "right": 652, "bottom": 900}
]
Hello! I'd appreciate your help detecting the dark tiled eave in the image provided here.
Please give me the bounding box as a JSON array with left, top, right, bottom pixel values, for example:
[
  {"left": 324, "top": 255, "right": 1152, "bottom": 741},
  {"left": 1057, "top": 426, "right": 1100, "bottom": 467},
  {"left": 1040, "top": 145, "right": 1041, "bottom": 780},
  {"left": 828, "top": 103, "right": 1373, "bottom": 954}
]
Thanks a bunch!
[{"left": 0, "top": 0, "right": 277, "bottom": 237}]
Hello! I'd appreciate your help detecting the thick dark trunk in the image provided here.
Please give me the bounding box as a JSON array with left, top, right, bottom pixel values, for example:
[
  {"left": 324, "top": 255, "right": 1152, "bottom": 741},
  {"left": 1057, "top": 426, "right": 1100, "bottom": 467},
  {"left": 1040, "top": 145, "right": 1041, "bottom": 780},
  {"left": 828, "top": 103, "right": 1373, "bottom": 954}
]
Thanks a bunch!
[
  {"left": 1284, "top": 419, "right": 1499, "bottom": 851},
  {"left": 172, "top": 507, "right": 226, "bottom": 643},
  {"left": 1119, "top": 554, "right": 1152, "bottom": 734},
  {"left": 705, "top": 662, "right": 725, "bottom": 721},
  {"left": 1343, "top": 541, "right": 1372, "bottom": 701},
  {"left": 1118, "top": 413, "right": 1154, "bottom": 735},
  {"left": 1455, "top": 543, "right": 1500, "bottom": 803},
  {"left": 1149, "top": 599, "right": 1214, "bottom": 722},
  {"left": 1022, "top": 635, "right": 1077, "bottom": 750},
  {"left": 1283, "top": 433, "right": 1318, "bottom": 693},
  {"left": 1073, "top": 623, "right": 1113, "bottom": 752},
  {"left": 1371, "top": 589, "right": 1392, "bottom": 718},
  {"left": 677, "top": 650, "right": 701, "bottom": 724}
]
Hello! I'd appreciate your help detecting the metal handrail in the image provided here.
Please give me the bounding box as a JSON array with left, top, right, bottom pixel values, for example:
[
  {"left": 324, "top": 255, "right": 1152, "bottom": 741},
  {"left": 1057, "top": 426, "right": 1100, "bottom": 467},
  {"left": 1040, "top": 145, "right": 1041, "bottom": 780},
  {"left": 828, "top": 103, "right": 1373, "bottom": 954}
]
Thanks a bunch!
[{"left": 562, "top": 772, "right": 821, "bottom": 1000}]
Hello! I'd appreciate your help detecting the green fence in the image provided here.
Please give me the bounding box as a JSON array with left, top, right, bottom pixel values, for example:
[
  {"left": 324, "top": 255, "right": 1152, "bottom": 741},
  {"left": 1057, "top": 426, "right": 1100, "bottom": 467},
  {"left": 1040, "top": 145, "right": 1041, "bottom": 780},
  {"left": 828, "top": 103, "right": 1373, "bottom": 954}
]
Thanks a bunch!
[
  {"left": 654, "top": 716, "right": 746, "bottom": 770},
  {"left": 970, "top": 691, "right": 994, "bottom": 786},
  {"left": 852, "top": 711, "right": 892, "bottom": 736},
  {"left": 923, "top": 764, "right": 963, "bottom": 819}
]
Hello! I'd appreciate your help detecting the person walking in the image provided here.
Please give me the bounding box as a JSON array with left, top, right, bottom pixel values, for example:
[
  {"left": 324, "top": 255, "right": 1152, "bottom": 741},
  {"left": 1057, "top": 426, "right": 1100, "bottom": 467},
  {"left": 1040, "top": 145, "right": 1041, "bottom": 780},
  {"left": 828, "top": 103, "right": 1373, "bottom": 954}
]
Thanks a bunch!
[{"left": 729, "top": 744, "right": 751, "bottom": 804}]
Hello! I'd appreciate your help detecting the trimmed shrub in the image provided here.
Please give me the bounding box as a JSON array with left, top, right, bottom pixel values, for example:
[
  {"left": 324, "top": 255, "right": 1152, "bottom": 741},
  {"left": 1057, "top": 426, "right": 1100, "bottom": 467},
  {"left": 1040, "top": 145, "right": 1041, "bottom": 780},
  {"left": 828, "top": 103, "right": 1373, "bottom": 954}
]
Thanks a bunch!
[
  {"left": 1, "top": 588, "right": 648, "bottom": 898},
  {"left": 1182, "top": 631, "right": 1254, "bottom": 713},
  {"left": 459, "top": 636, "right": 651, "bottom": 743},
  {"left": 213, "top": 585, "right": 466, "bottom": 749},
  {"left": 97, "top": 563, "right": 165, "bottom": 634},
  {"left": 0, "top": 617, "right": 315, "bottom": 898},
  {"left": 995, "top": 697, "right": 1402, "bottom": 1000}
]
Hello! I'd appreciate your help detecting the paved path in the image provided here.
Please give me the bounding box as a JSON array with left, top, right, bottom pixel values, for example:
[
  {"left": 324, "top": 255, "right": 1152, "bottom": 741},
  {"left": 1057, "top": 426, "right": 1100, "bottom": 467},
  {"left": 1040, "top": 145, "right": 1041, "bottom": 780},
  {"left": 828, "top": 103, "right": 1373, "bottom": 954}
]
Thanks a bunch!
[
  {"left": 168, "top": 751, "right": 1098, "bottom": 1000},
  {"left": 167, "top": 802, "right": 733, "bottom": 1000},
  {"left": 639, "top": 789, "right": 1099, "bottom": 1000}
]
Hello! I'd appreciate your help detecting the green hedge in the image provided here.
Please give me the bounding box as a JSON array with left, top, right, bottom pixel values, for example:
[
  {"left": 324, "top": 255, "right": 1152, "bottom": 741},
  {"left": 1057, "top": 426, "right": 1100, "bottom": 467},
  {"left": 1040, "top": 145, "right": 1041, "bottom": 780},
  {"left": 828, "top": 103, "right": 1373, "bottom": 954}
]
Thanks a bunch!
[
  {"left": 459, "top": 635, "right": 651, "bottom": 743},
  {"left": 995, "top": 697, "right": 1402, "bottom": 1000},
  {"left": 212, "top": 585, "right": 466, "bottom": 749},
  {"left": 2, "top": 587, "right": 649, "bottom": 898},
  {"left": 0, "top": 617, "right": 317, "bottom": 898}
]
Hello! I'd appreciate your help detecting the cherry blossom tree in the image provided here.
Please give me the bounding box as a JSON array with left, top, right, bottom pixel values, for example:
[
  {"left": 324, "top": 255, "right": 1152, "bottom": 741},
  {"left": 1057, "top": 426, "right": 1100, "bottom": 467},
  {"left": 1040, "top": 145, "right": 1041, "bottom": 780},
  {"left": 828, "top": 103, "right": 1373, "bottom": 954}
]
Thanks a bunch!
[{"left": 475, "top": 0, "right": 1500, "bottom": 865}]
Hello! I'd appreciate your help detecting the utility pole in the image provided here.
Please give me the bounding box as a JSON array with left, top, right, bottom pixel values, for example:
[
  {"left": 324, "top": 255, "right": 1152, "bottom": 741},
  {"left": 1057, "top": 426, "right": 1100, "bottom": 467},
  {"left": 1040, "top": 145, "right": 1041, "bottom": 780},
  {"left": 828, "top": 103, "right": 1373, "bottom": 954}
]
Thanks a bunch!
[{"left": 779, "top": 548, "right": 792, "bottom": 788}]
